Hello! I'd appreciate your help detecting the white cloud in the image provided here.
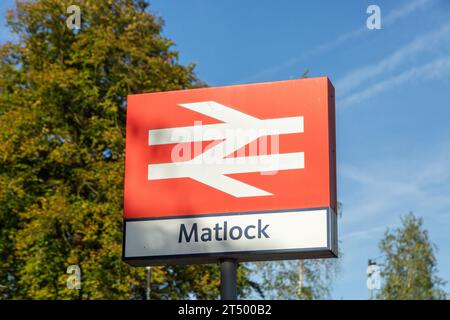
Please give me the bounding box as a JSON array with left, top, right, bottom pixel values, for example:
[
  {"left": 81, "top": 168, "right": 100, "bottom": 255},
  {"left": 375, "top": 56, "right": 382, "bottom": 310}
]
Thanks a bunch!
[
  {"left": 339, "top": 143, "right": 450, "bottom": 228},
  {"left": 384, "top": 0, "right": 433, "bottom": 25},
  {"left": 235, "top": 0, "right": 435, "bottom": 84},
  {"left": 338, "top": 54, "right": 450, "bottom": 108},
  {"left": 341, "top": 225, "right": 391, "bottom": 241},
  {"left": 336, "top": 24, "right": 450, "bottom": 96}
]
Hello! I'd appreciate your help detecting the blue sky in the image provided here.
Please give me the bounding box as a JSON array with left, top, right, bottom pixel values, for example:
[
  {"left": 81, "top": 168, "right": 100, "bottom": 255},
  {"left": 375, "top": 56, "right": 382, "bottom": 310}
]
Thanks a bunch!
[{"left": 1, "top": 0, "right": 450, "bottom": 299}]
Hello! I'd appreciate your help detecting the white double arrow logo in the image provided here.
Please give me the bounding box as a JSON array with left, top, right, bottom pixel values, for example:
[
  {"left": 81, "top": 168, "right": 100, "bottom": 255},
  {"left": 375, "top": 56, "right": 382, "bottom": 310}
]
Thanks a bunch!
[{"left": 148, "top": 101, "right": 304, "bottom": 197}]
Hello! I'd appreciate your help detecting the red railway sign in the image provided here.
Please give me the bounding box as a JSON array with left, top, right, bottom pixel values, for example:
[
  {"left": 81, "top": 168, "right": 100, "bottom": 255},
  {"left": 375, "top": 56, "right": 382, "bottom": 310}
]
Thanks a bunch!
[{"left": 123, "top": 77, "right": 337, "bottom": 266}]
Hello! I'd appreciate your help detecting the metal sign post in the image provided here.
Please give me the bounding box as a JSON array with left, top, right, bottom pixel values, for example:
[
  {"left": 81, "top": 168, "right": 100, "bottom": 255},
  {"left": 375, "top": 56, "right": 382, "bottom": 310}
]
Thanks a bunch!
[
  {"left": 220, "top": 259, "right": 237, "bottom": 300},
  {"left": 146, "top": 266, "right": 151, "bottom": 300}
]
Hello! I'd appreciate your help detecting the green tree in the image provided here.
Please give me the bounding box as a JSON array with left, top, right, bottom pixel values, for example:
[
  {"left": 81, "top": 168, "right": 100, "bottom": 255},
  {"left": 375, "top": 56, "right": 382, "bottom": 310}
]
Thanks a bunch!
[
  {"left": 251, "top": 203, "right": 342, "bottom": 300},
  {"left": 0, "top": 0, "right": 253, "bottom": 299},
  {"left": 251, "top": 257, "right": 339, "bottom": 300},
  {"left": 378, "top": 212, "right": 447, "bottom": 300}
]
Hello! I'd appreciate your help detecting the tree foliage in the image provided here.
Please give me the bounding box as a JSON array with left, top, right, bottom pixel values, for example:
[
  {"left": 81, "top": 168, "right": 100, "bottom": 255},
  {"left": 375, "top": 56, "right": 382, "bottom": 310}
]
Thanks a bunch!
[
  {"left": 0, "top": 0, "right": 254, "bottom": 299},
  {"left": 378, "top": 212, "right": 447, "bottom": 300},
  {"left": 251, "top": 257, "right": 339, "bottom": 300},
  {"left": 250, "top": 203, "right": 342, "bottom": 300}
]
